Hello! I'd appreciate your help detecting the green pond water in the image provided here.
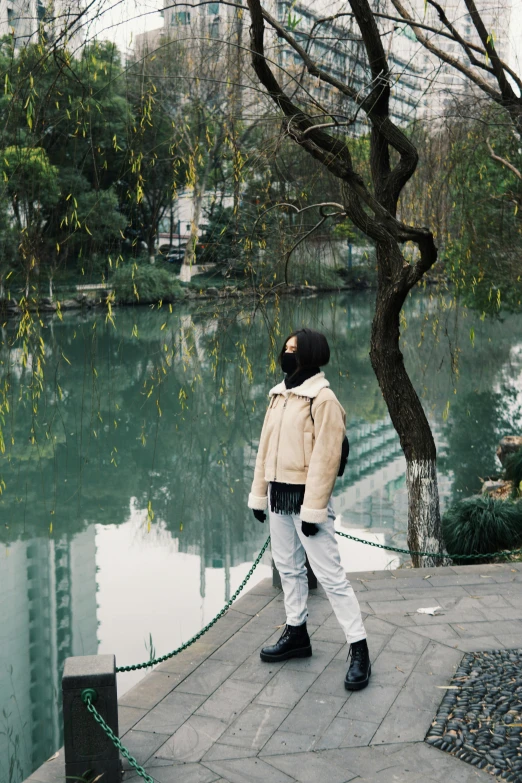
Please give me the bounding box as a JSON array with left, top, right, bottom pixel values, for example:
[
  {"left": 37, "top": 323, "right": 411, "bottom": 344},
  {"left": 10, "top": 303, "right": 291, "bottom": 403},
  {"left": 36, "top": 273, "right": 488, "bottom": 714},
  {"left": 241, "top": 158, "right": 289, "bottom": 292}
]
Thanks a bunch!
[{"left": 1, "top": 290, "right": 522, "bottom": 782}]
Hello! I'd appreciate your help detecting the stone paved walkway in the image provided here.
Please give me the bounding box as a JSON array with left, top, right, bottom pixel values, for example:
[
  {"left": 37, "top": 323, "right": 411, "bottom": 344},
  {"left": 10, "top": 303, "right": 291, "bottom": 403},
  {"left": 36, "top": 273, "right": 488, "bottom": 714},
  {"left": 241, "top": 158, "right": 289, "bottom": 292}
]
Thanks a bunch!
[{"left": 31, "top": 561, "right": 522, "bottom": 783}]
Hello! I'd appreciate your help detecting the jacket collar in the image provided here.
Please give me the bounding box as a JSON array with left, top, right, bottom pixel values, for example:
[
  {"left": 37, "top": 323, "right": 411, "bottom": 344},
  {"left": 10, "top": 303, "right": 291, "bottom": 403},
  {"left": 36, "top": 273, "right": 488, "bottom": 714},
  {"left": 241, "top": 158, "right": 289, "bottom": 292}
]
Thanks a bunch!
[{"left": 269, "top": 371, "right": 330, "bottom": 399}]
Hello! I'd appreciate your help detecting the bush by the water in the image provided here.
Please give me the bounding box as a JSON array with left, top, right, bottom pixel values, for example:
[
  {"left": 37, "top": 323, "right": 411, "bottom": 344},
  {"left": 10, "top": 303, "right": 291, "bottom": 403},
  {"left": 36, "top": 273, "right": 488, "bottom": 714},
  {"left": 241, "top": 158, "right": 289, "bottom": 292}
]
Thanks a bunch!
[
  {"left": 504, "top": 450, "right": 522, "bottom": 498},
  {"left": 442, "top": 495, "right": 522, "bottom": 561},
  {"left": 112, "top": 264, "right": 183, "bottom": 304}
]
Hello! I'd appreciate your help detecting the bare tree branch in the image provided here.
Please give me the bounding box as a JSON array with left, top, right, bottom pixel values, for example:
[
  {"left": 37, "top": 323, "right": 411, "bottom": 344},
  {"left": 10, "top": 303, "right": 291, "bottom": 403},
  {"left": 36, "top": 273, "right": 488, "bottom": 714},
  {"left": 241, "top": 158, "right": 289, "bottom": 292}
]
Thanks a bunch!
[{"left": 486, "top": 140, "right": 522, "bottom": 181}]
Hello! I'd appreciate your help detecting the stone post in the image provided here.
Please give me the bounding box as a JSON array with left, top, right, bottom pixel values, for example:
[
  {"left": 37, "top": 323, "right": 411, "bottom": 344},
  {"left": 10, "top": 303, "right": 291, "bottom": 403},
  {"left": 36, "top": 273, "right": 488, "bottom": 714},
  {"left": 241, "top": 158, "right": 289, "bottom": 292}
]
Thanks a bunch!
[{"left": 62, "top": 655, "right": 121, "bottom": 782}]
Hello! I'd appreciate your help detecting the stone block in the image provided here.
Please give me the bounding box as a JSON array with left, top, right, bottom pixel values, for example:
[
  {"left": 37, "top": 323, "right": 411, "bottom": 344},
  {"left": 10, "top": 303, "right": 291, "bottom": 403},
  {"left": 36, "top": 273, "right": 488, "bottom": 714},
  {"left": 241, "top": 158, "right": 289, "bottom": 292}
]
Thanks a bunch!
[
  {"left": 338, "top": 683, "right": 400, "bottom": 723},
  {"left": 229, "top": 651, "right": 283, "bottom": 685},
  {"left": 62, "top": 655, "right": 120, "bottom": 783},
  {"left": 370, "top": 703, "right": 434, "bottom": 744},
  {"left": 285, "top": 640, "right": 342, "bottom": 674}
]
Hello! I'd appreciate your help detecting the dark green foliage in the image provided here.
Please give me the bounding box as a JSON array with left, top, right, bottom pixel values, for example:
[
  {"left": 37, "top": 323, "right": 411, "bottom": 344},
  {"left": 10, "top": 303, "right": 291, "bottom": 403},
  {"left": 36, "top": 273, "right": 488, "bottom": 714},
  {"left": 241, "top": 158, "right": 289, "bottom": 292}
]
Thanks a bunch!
[
  {"left": 442, "top": 495, "right": 522, "bottom": 561},
  {"left": 197, "top": 206, "right": 241, "bottom": 268},
  {"left": 112, "top": 264, "right": 183, "bottom": 304},
  {"left": 504, "top": 450, "right": 522, "bottom": 498}
]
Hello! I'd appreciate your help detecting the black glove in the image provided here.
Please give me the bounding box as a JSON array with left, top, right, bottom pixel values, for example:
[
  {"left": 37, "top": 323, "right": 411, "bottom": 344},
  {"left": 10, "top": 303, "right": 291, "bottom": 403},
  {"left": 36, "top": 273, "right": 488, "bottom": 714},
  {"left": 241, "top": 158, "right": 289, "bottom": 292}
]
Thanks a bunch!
[
  {"left": 253, "top": 509, "right": 266, "bottom": 523},
  {"left": 301, "top": 521, "right": 319, "bottom": 537}
]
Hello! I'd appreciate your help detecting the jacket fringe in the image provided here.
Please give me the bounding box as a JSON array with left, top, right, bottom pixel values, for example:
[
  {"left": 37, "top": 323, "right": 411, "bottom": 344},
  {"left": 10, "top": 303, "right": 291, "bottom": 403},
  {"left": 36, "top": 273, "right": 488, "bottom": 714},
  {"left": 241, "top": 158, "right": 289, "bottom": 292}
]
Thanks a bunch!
[{"left": 270, "top": 482, "right": 305, "bottom": 516}]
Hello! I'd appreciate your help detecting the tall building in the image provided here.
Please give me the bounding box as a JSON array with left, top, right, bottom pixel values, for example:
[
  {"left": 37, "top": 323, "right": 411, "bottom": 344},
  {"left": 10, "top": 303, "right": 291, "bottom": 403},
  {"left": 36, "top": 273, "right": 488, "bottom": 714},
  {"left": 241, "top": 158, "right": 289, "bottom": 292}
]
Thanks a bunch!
[
  {"left": 385, "top": 0, "right": 513, "bottom": 118},
  {"left": 0, "top": 0, "right": 83, "bottom": 50}
]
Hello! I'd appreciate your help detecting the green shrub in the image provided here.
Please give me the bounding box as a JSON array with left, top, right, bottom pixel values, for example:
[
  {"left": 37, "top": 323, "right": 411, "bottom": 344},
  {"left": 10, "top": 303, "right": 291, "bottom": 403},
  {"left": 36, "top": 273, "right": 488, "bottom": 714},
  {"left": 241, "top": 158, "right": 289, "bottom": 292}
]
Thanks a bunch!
[
  {"left": 112, "top": 264, "right": 183, "bottom": 304},
  {"left": 442, "top": 494, "right": 522, "bottom": 562},
  {"left": 504, "top": 450, "right": 522, "bottom": 498}
]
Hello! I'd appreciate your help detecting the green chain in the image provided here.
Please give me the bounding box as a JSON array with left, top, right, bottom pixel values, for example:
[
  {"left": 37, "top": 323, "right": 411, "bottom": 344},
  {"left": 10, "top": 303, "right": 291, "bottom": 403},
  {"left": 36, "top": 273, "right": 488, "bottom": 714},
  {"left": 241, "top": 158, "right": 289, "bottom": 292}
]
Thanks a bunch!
[
  {"left": 115, "top": 535, "right": 271, "bottom": 673},
  {"left": 334, "top": 529, "right": 522, "bottom": 560},
  {"left": 82, "top": 692, "right": 153, "bottom": 783}
]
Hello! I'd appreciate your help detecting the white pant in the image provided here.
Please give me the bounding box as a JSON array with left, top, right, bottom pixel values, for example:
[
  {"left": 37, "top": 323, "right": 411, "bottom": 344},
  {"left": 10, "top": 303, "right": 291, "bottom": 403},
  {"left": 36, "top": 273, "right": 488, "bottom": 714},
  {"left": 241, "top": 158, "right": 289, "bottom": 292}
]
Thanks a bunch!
[{"left": 269, "top": 504, "right": 366, "bottom": 644}]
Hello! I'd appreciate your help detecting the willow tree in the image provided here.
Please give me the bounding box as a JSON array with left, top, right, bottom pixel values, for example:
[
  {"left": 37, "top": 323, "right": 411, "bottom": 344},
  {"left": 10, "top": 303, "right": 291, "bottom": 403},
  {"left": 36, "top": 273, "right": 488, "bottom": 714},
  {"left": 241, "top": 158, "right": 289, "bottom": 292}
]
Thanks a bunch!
[{"left": 245, "top": 0, "right": 446, "bottom": 565}]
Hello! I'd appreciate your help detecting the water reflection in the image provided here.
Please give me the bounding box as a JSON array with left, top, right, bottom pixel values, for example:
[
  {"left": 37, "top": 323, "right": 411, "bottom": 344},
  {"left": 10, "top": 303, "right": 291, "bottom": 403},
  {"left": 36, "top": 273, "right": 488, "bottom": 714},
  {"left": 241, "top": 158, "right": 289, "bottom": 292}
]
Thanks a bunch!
[{"left": 1, "top": 290, "right": 522, "bottom": 781}]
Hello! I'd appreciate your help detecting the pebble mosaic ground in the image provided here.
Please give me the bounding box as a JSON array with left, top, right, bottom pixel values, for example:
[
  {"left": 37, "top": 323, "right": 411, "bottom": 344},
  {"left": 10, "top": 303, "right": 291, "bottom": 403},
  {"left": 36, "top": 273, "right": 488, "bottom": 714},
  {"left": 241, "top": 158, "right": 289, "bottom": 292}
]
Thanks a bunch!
[{"left": 427, "top": 649, "right": 522, "bottom": 781}]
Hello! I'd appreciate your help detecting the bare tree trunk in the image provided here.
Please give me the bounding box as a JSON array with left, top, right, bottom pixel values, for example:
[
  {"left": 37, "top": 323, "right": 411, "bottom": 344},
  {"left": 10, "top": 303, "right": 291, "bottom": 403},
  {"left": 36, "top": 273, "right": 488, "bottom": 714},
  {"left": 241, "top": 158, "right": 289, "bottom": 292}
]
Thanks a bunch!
[
  {"left": 369, "top": 247, "right": 446, "bottom": 566},
  {"left": 183, "top": 155, "right": 213, "bottom": 269}
]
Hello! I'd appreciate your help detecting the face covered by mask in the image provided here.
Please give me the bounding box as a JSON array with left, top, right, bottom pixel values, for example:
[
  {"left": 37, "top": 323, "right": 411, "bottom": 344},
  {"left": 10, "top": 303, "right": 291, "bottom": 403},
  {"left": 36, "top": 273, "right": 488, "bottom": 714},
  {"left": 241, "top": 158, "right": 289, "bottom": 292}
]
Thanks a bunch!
[{"left": 281, "top": 351, "right": 298, "bottom": 376}]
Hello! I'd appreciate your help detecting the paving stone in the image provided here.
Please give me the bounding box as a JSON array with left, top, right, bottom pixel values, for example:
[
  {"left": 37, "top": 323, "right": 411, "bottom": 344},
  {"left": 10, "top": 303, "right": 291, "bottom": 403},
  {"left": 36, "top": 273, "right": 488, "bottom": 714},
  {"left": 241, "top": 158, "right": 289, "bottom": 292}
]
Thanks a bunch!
[
  {"left": 310, "top": 624, "right": 346, "bottom": 644},
  {"left": 134, "top": 691, "right": 207, "bottom": 734},
  {"left": 406, "top": 623, "right": 461, "bottom": 644},
  {"left": 25, "top": 753, "right": 65, "bottom": 783},
  {"left": 451, "top": 618, "right": 522, "bottom": 637},
  {"left": 245, "top": 578, "right": 282, "bottom": 596},
  {"left": 353, "top": 588, "right": 405, "bottom": 603},
  {"left": 155, "top": 645, "right": 216, "bottom": 675},
  {"left": 384, "top": 628, "right": 430, "bottom": 655},
  {"left": 369, "top": 650, "right": 420, "bottom": 685},
  {"left": 202, "top": 757, "right": 297, "bottom": 783},
  {"left": 232, "top": 592, "right": 277, "bottom": 617},
  {"left": 413, "top": 641, "right": 462, "bottom": 676},
  {"left": 196, "top": 678, "right": 263, "bottom": 724},
  {"left": 256, "top": 669, "right": 317, "bottom": 708},
  {"left": 218, "top": 704, "right": 289, "bottom": 749},
  {"left": 259, "top": 730, "right": 316, "bottom": 757},
  {"left": 451, "top": 635, "right": 505, "bottom": 652},
  {"left": 425, "top": 573, "right": 496, "bottom": 588},
  {"left": 338, "top": 683, "right": 400, "bottom": 723},
  {"left": 495, "top": 631, "right": 522, "bottom": 647},
  {"left": 175, "top": 661, "right": 239, "bottom": 696},
  {"left": 264, "top": 750, "right": 357, "bottom": 783},
  {"left": 376, "top": 740, "right": 495, "bottom": 783},
  {"left": 202, "top": 744, "right": 259, "bottom": 761},
  {"left": 120, "top": 729, "right": 172, "bottom": 767},
  {"left": 367, "top": 577, "right": 435, "bottom": 592},
  {"left": 398, "top": 586, "right": 470, "bottom": 601},
  {"left": 370, "top": 703, "right": 434, "bottom": 744},
  {"left": 285, "top": 640, "right": 342, "bottom": 674},
  {"left": 314, "top": 717, "right": 379, "bottom": 749},
  {"left": 211, "top": 630, "right": 274, "bottom": 665},
  {"left": 119, "top": 671, "right": 185, "bottom": 709},
  {"left": 229, "top": 652, "right": 284, "bottom": 685},
  {"left": 360, "top": 615, "right": 398, "bottom": 635},
  {"left": 155, "top": 715, "right": 227, "bottom": 762},
  {"left": 201, "top": 610, "right": 252, "bottom": 647},
  {"left": 118, "top": 705, "right": 149, "bottom": 734},
  {"left": 125, "top": 763, "right": 222, "bottom": 783},
  {"left": 308, "top": 657, "right": 349, "bottom": 695},
  {"left": 348, "top": 570, "right": 394, "bottom": 581},
  {"left": 393, "top": 671, "right": 455, "bottom": 713},
  {"left": 278, "top": 692, "right": 347, "bottom": 736}
]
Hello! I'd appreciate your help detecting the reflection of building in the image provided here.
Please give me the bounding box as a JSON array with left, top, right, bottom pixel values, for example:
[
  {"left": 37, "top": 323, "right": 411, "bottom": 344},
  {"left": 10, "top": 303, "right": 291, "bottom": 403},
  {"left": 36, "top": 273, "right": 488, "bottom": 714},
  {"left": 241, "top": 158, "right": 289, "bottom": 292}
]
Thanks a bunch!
[
  {"left": 0, "top": 0, "right": 83, "bottom": 50},
  {"left": 0, "top": 528, "right": 97, "bottom": 778}
]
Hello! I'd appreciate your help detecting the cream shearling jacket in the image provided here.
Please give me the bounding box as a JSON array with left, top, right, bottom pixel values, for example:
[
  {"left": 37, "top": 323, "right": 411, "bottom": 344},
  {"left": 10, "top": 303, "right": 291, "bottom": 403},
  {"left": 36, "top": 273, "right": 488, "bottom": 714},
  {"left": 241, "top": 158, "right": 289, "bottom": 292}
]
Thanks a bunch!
[{"left": 248, "top": 372, "right": 346, "bottom": 524}]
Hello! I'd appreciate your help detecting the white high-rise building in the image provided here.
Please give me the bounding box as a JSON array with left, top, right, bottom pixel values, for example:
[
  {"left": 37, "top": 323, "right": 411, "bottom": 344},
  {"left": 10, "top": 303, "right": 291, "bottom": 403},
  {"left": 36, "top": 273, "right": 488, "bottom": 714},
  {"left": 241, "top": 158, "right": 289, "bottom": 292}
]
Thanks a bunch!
[{"left": 0, "top": 0, "right": 83, "bottom": 51}]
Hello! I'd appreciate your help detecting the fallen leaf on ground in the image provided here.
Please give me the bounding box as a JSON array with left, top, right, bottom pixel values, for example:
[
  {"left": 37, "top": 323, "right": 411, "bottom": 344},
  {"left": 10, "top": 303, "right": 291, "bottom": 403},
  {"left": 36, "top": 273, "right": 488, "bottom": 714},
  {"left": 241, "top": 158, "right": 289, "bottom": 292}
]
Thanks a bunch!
[
  {"left": 423, "top": 574, "right": 432, "bottom": 579},
  {"left": 435, "top": 685, "right": 460, "bottom": 689},
  {"left": 46, "top": 752, "right": 60, "bottom": 762}
]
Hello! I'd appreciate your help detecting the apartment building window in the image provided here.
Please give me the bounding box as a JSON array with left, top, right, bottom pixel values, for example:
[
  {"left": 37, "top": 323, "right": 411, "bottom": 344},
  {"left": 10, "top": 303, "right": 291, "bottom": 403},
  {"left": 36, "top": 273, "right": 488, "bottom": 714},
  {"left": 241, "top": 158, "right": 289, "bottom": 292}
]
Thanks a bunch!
[
  {"left": 172, "top": 11, "right": 191, "bottom": 24},
  {"left": 208, "top": 3, "right": 219, "bottom": 14}
]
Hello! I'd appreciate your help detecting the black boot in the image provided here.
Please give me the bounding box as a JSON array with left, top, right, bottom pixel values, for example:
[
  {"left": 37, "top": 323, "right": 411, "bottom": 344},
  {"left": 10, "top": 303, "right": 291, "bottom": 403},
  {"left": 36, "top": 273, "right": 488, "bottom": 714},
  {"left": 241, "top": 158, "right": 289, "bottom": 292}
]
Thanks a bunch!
[
  {"left": 260, "top": 623, "right": 312, "bottom": 662},
  {"left": 344, "top": 639, "right": 371, "bottom": 691}
]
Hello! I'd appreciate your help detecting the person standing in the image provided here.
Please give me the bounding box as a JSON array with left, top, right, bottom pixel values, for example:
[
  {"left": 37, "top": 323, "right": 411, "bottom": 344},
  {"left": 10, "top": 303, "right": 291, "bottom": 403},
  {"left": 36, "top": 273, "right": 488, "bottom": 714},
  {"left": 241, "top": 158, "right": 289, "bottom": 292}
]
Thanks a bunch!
[{"left": 248, "top": 328, "right": 370, "bottom": 690}]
